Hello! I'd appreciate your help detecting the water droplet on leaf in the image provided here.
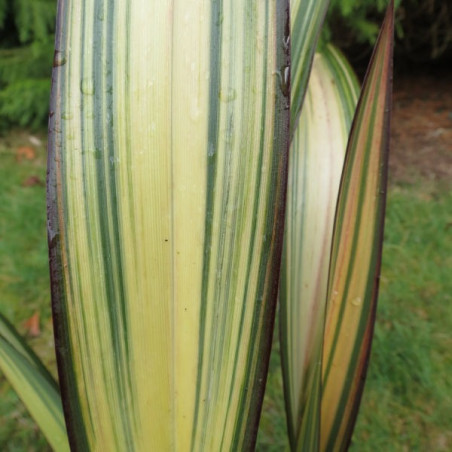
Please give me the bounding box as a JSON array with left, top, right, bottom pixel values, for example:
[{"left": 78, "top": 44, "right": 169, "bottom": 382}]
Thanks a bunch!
[
  {"left": 283, "top": 35, "right": 290, "bottom": 51},
  {"left": 81, "top": 78, "right": 95, "bottom": 95},
  {"left": 220, "top": 87, "right": 237, "bottom": 103},
  {"left": 208, "top": 143, "right": 215, "bottom": 157},
  {"left": 62, "top": 111, "right": 73, "bottom": 120},
  {"left": 190, "top": 100, "right": 201, "bottom": 121},
  {"left": 53, "top": 50, "right": 67, "bottom": 67},
  {"left": 351, "top": 297, "right": 362, "bottom": 307}
]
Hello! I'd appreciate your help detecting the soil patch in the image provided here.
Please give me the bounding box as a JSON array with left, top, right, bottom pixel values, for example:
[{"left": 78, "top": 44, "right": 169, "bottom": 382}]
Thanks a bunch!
[{"left": 390, "top": 72, "right": 452, "bottom": 185}]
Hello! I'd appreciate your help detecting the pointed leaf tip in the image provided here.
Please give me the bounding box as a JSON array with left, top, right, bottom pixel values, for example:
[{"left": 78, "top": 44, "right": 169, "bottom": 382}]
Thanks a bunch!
[{"left": 320, "top": 2, "right": 394, "bottom": 451}]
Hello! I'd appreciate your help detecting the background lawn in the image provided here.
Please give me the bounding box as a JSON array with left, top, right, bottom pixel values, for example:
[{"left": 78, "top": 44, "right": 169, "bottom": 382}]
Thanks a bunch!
[{"left": 1, "top": 71, "right": 451, "bottom": 450}]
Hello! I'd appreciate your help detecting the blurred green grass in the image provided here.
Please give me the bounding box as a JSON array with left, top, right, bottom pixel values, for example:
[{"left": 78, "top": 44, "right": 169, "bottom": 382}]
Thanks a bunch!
[
  {"left": 258, "top": 181, "right": 452, "bottom": 451},
  {"left": 0, "top": 131, "right": 53, "bottom": 452},
  {"left": 1, "top": 131, "right": 451, "bottom": 451}
]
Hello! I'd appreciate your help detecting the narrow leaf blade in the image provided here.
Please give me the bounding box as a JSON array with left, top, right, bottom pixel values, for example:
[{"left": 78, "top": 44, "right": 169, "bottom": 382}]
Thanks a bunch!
[
  {"left": 321, "top": 3, "right": 394, "bottom": 451},
  {"left": 0, "top": 314, "right": 69, "bottom": 452},
  {"left": 280, "top": 45, "right": 359, "bottom": 450},
  {"left": 290, "top": 0, "right": 330, "bottom": 134},
  {"left": 48, "top": 1, "right": 289, "bottom": 451}
]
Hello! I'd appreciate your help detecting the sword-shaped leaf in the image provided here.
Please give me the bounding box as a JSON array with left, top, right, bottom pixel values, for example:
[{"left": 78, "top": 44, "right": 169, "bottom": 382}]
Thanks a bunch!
[
  {"left": 47, "top": 1, "right": 289, "bottom": 450},
  {"left": 0, "top": 314, "right": 69, "bottom": 452},
  {"left": 290, "top": 0, "right": 330, "bottom": 135},
  {"left": 321, "top": 2, "right": 394, "bottom": 450},
  {"left": 280, "top": 45, "right": 359, "bottom": 451}
]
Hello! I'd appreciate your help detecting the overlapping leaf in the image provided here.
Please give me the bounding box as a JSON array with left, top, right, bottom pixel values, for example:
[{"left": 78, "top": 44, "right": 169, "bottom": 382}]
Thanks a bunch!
[
  {"left": 290, "top": 0, "right": 330, "bottom": 135},
  {"left": 281, "top": 1, "right": 394, "bottom": 450},
  {"left": 0, "top": 314, "right": 69, "bottom": 452},
  {"left": 280, "top": 45, "right": 359, "bottom": 451}
]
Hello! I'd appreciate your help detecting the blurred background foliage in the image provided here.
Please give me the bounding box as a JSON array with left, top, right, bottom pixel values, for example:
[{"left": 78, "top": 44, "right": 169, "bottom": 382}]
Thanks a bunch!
[
  {"left": 327, "top": 0, "right": 452, "bottom": 70},
  {"left": 0, "top": 0, "right": 55, "bottom": 130},
  {"left": 0, "top": 0, "right": 451, "bottom": 129}
]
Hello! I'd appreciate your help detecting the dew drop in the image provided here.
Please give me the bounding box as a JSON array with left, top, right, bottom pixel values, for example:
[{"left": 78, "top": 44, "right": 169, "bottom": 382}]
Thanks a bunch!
[
  {"left": 109, "top": 156, "right": 120, "bottom": 166},
  {"left": 274, "top": 66, "right": 290, "bottom": 99},
  {"left": 215, "top": 13, "right": 224, "bottom": 26},
  {"left": 351, "top": 297, "right": 362, "bottom": 307},
  {"left": 283, "top": 35, "right": 290, "bottom": 52},
  {"left": 53, "top": 50, "right": 67, "bottom": 67},
  {"left": 207, "top": 143, "right": 215, "bottom": 157},
  {"left": 90, "top": 149, "right": 102, "bottom": 160},
  {"left": 224, "top": 128, "right": 234, "bottom": 145},
  {"left": 190, "top": 101, "right": 201, "bottom": 121},
  {"left": 62, "top": 111, "right": 73, "bottom": 120},
  {"left": 219, "top": 87, "right": 236, "bottom": 103},
  {"left": 49, "top": 229, "right": 59, "bottom": 248},
  {"left": 47, "top": 219, "right": 59, "bottom": 248},
  {"left": 331, "top": 290, "right": 339, "bottom": 304},
  {"left": 81, "top": 78, "right": 95, "bottom": 95},
  {"left": 283, "top": 66, "right": 290, "bottom": 85}
]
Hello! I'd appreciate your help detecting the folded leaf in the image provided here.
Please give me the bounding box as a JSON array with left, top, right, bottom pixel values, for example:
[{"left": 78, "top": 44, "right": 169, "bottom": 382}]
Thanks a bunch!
[
  {"left": 321, "top": 2, "right": 394, "bottom": 450},
  {"left": 0, "top": 314, "right": 69, "bottom": 452},
  {"left": 47, "top": 1, "right": 289, "bottom": 451},
  {"left": 280, "top": 45, "right": 359, "bottom": 451},
  {"left": 290, "top": 0, "right": 330, "bottom": 135}
]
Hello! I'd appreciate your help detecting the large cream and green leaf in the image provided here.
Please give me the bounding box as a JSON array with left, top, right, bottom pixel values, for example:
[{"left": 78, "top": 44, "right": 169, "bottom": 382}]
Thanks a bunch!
[{"left": 47, "top": 1, "right": 289, "bottom": 450}]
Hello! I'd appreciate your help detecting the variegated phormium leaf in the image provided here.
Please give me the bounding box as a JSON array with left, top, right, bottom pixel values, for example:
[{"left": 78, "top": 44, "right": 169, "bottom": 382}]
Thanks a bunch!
[
  {"left": 321, "top": 2, "right": 394, "bottom": 451},
  {"left": 0, "top": 314, "right": 69, "bottom": 452},
  {"left": 280, "top": 45, "right": 359, "bottom": 451},
  {"left": 47, "top": 1, "right": 289, "bottom": 451},
  {"left": 290, "top": 0, "right": 330, "bottom": 135}
]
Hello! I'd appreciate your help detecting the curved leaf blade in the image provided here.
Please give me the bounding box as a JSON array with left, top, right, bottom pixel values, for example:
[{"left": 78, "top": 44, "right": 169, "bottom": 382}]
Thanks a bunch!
[
  {"left": 290, "top": 0, "right": 330, "bottom": 135},
  {"left": 280, "top": 45, "right": 359, "bottom": 451},
  {"left": 0, "top": 314, "right": 69, "bottom": 452},
  {"left": 321, "top": 2, "right": 394, "bottom": 450},
  {"left": 47, "top": 1, "right": 290, "bottom": 451}
]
